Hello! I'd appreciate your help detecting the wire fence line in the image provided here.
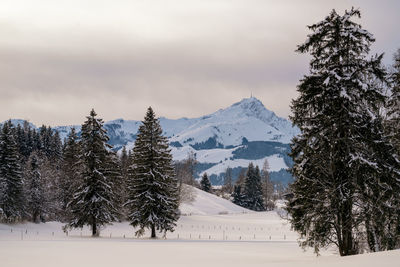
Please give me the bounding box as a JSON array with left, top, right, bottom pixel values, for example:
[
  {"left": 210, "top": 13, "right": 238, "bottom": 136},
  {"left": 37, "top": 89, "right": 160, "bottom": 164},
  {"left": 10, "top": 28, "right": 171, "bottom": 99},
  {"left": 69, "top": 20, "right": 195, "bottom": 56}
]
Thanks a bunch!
[{"left": 0, "top": 224, "right": 297, "bottom": 242}]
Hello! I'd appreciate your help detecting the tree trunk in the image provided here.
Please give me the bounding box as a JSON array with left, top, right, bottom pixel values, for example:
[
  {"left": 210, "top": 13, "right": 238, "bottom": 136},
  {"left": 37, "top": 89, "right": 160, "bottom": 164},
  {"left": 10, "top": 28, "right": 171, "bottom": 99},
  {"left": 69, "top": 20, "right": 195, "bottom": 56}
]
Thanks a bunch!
[
  {"left": 339, "top": 200, "right": 356, "bottom": 256},
  {"left": 33, "top": 211, "right": 38, "bottom": 224},
  {"left": 92, "top": 219, "right": 98, "bottom": 237},
  {"left": 151, "top": 224, "right": 156, "bottom": 238}
]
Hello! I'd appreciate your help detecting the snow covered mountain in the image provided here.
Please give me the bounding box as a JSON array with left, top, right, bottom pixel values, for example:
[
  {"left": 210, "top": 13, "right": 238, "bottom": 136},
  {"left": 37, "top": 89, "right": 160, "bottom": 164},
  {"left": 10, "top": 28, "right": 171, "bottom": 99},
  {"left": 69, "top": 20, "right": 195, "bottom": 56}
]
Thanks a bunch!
[
  {"left": 119, "top": 97, "right": 298, "bottom": 185},
  {"left": 7, "top": 97, "right": 299, "bottom": 185}
]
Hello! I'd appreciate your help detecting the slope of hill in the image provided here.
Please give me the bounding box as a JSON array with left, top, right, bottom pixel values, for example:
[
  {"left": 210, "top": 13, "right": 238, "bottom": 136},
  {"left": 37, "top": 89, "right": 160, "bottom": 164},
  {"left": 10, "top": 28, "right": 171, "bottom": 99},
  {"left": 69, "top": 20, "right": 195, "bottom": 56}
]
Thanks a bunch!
[{"left": 179, "top": 186, "right": 250, "bottom": 215}]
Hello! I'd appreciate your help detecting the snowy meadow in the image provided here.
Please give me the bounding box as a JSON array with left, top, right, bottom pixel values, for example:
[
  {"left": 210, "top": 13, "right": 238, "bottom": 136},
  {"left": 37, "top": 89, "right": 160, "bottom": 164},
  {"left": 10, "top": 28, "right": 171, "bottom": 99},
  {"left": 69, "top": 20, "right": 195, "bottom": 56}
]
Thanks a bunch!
[
  {"left": 1, "top": 213, "right": 400, "bottom": 267},
  {"left": 1, "top": 188, "right": 400, "bottom": 267}
]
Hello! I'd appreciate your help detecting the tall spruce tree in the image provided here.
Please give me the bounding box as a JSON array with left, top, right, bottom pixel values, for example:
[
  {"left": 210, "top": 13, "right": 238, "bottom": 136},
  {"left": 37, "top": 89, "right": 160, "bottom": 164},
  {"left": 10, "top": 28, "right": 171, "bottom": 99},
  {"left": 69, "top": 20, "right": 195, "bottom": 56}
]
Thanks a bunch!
[
  {"left": 25, "top": 153, "right": 45, "bottom": 223},
  {"left": 232, "top": 184, "right": 245, "bottom": 207},
  {"left": 286, "top": 8, "right": 400, "bottom": 255},
  {"left": 60, "top": 128, "right": 82, "bottom": 221},
  {"left": 0, "top": 121, "right": 25, "bottom": 222},
  {"left": 387, "top": 49, "right": 400, "bottom": 152},
  {"left": 125, "top": 107, "right": 179, "bottom": 238},
  {"left": 200, "top": 173, "right": 212, "bottom": 193},
  {"left": 105, "top": 151, "right": 123, "bottom": 220},
  {"left": 242, "top": 163, "right": 264, "bottom": 211},
  {"left": 65, "top": 109, "right": 119, "bottom": 236},
  {"left": 116, "top": 146, "right": 129, "bottom": 218}
]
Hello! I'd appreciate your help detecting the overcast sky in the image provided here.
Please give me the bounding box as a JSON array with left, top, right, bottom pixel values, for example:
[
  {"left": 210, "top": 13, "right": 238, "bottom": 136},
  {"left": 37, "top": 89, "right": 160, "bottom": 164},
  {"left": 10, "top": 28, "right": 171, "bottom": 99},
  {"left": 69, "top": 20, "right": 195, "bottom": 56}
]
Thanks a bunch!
[{"left": 0, "top": 0, "right": 399, "bottom": 126}]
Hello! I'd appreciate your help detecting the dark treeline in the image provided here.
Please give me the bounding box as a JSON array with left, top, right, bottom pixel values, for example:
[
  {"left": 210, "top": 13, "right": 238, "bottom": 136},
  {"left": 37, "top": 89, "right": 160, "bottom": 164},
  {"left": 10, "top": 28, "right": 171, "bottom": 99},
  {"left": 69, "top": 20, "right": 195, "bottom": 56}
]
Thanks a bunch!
[
  {"left": 0, "top": 120, "right": 63, "bottom": 223},
  {"left": 0, "top": 108, "right": 180, "bottom": 238}
]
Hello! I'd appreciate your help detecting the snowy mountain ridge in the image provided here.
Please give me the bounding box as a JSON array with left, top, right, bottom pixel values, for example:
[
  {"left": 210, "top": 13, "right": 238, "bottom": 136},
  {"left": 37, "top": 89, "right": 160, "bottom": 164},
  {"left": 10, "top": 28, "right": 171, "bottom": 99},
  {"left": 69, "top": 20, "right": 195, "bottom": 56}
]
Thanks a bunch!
[{"left": 5, "top": 97, "right": 299, "bottom": 185}]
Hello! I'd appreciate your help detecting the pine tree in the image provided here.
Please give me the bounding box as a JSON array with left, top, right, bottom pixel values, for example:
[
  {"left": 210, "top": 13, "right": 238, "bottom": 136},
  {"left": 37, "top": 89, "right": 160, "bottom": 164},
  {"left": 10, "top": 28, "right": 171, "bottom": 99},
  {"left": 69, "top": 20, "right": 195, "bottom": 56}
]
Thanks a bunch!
[
  {"left": 387, "top": 49, "right": 400, "bottom": 152},
  {"left": 106, "top": 151, "right": 123, "bottom": 220},
  {"left": 25, "top": 153, "right": 45, "bottom": 223},
  {"left": 232, "top": 184, "right": 245, "bottom": 207},
  {"left": 60, "top": 128, "right": 82, "bottom": 221},
  {"left": 40, "top": 156, "right": 61, "bottom": 221},
  {"left": 125, "top": 107, "right": 179, "bottom": 238},
  {"left": 65, "top": 109, "right": 119, "bottom": 236},
  {"left": 50, "top": 131, "right": 63, "bottom": 160},
  {"left": 0, "top": 121, "right": 25, "bottom": 222},
  {"left": 242, "top": 163, "right": 265, "bottom": 211},
  {"left": 286, "top": 8, "right": 400, "bottom": 255},
  {"left": 200, "top": 173, "right": 212, "bottom": 193},
  {"left": 117, "top": 146, "right": 129, "bottom": 218},
  {"left": 15, "top": 124, "right": 29, "bottom": 160}
]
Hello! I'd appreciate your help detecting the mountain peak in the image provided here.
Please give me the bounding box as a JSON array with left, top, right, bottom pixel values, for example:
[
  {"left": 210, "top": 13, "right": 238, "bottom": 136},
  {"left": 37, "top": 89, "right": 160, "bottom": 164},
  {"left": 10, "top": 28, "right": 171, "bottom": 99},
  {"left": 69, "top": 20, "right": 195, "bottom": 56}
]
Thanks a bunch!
[
  {"left": 233, "top": 96, "right": 263, "bottom": 107},
  {"left": 227, "top": 97, "right": 276, "bottom": 123}
]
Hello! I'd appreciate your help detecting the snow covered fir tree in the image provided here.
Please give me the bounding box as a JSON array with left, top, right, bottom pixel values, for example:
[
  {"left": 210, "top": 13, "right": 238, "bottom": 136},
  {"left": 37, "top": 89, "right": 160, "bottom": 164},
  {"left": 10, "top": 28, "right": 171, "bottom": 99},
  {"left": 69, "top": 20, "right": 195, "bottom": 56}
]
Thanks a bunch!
[
  {"left": 230, "top": 163, "right": 265, "bottom": 211},
  {"left": 200, "top": 173, "right": 212, "bottom": 192},
  {"left": 65, "top": 109, "right": 119, "bottom": 236},
  {"left": 125, "top": 107, "right": 180, "bottom": 238},
  {"left": 286, "top": 8, "right": 400, "bottom": 256},
  {"left": 25, "top": 153, "right": 46, "bottom": 223},
  {"left": 0, "top": 121, "right": 25, "bottom": 222},
  {"left": 386, "top": 49, "right": 400, "bottom": 153},
  {"left": 242, "top": 163, "right": 265, "bottom": 211},
  {"left": 59, "top": 128, "right": 82, "bottom": 221}
]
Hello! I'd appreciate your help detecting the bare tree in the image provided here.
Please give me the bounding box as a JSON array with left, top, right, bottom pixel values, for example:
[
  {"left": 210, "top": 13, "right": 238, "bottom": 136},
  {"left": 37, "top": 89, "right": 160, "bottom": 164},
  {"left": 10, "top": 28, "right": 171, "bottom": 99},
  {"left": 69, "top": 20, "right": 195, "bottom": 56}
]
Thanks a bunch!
[
  {"left": 174, "top": 152, "right": 198, "bottom": 204},
  {"left": 222, "top": 167, "right": 233, "bottom": 194},
  {"left": 261, "top": 159, "right": 275, "bottom": 210}
]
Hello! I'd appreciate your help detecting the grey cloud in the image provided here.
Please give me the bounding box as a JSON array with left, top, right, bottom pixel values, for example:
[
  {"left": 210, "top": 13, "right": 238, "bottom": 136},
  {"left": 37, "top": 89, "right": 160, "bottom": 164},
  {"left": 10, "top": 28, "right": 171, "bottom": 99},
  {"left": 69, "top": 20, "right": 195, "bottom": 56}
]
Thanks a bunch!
[{"left": 0, "top": 0, "right": 399, "bottom": 125}]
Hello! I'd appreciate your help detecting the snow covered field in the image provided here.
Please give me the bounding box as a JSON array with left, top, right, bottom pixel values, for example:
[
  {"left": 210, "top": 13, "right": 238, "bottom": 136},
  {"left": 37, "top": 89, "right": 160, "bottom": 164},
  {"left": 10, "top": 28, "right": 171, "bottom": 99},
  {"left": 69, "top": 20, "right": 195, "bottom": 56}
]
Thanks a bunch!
[{"left": 1, "top": 188, "right": 399, "bottom": 267}]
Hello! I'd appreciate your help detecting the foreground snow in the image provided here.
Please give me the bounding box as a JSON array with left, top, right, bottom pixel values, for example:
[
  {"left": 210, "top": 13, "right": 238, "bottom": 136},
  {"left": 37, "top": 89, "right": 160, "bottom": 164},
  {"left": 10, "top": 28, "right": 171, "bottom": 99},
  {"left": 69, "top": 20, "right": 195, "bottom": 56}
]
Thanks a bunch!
[
  {"left": 1, "top": 211, "right": 399, "bottom": 267},
  {"left": 1, "top": 191, "right": 399, "bottom": 266}
]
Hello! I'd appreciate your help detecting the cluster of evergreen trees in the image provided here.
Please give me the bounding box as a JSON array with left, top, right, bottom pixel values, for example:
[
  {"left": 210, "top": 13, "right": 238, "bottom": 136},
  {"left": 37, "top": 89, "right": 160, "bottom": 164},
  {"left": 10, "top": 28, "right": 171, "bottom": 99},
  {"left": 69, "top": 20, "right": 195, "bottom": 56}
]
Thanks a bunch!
[
  {"left": 287, "top": 8, "right": 400, "bottom": 256},
  {"left": 195, "top": 161, "right": 275, "bottom": 212},
  {"left": 231, "top": 162, "right": 272, "bottom": 211},
  {"left": 0, "top": 121, "right": 63, "bottom": 223},
  {"left": 0, "top": 108, "right": 180, "bottom": 238}
]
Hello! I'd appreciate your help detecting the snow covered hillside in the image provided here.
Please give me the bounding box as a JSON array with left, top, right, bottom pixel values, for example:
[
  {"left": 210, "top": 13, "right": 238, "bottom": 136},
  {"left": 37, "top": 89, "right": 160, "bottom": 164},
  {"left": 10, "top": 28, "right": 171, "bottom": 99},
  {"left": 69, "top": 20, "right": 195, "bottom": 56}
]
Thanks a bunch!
[
  {"left": 6, "top": 97, "right": 299, "bottom": 185},
  {"left": 179, "top": 186, "right": 250, "bottom": 215}
]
